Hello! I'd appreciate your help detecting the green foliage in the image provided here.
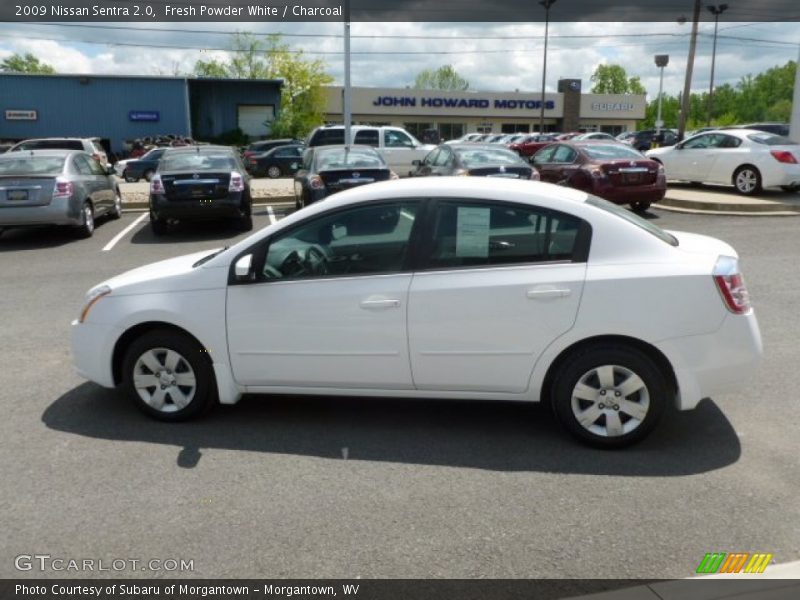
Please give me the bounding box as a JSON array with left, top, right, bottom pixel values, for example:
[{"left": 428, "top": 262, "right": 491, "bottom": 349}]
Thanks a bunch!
[
  {"left": 413, "top": 65, "right": 469, "bottom": 91},
  {"left": 590, "top": 64, "right": 646, "bottom": 95},
  {"left": 0, "top": 52, "right": 55, "bottom": 74},
  {"left": 192, "top": 33, "right": 333, "bottom": 139}
]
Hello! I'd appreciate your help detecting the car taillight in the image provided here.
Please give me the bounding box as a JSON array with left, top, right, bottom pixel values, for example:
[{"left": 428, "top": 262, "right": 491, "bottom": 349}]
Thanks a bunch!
[
  {"left": 53, "top": 177, "right": 74, "bottom": 198},
  {"left": 713, "top": 256, "right": 751, "bottom": 315},
  {"left": 229, "top": 171, "right": 245, "bottom": 192},
  {"left": 248, "top": 158, "right": 258, "bottom": 164},
  {"left": 92, "top": 153, "right": 103, "bottom": 163},
  {"left": 529, "top": 169, "right": 540, "bottom": 181},
  {"left": 309, "top": 175, "right": 324, "bottom": 189},
  {"left": 150, "top": 174, "right": 165, "bottom": 194},
  {"left": 770, "top": 150, "right": 798, "bottom": 164}
]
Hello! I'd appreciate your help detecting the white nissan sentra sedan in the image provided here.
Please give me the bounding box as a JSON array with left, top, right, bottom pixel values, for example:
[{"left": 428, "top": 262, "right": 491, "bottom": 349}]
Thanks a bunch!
[{"left": 71, "top": 178, "right": 762, "bottom": 448}]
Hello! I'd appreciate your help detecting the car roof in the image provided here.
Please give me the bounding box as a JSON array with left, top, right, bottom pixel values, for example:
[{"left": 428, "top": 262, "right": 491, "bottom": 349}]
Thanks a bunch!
[
  {"left": 313, "top": 144, "right": 380, "bottom": 153},
  {"left": 449, "top": 143, "right": 517, "bottom": 151},
  {"left": 162, "top": 145, "right": 236, "bottom": 154},
  {"left": 1, "top": 148, "right": 83, "bottom": 157}
]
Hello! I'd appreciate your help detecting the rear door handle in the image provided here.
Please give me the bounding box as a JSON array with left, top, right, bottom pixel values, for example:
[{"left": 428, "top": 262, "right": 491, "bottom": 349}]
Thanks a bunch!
[
  {"left": 359, "top": 298, "right": 401, "bottom": 310},
  {"left": 527, "top": 287, "right": 572, "bottom": 300}
]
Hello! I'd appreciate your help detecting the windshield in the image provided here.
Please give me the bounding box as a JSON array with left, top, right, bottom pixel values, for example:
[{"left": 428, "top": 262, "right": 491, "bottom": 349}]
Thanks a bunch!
[
  {"left": 14, "top": 140, "right": 83, "bottom": 151},
  {"left": 582, "top": 144, "right": 645, "bottom": 160},
  {"left": 586, "top": 195, "right": 678, "bottom": 246},
  {"left": 458, "top": 148, "right": 525, "bottom": 167},
  {"left": 161, "top": 153, "right": 237, "bottom": 171},
  {"left": 747, "top": 133, "right": 796, "bottom": 146},
  {"left": 0, "top": 156, "right": 65, "bottom": 176},
  {"left": 315, "top": 148, "right": 385, "bottom": 170}
]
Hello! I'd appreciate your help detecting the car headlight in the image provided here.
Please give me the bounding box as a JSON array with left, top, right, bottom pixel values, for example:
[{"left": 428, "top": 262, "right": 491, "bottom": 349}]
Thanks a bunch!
[{"left": 79, "top": 285, "right": 111, "bottom": 323}]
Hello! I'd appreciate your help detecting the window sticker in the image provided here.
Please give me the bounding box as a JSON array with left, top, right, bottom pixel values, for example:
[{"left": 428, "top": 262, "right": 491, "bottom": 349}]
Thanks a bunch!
[{"left": 455, "top": 206, "right": 491, "bottom": 258}]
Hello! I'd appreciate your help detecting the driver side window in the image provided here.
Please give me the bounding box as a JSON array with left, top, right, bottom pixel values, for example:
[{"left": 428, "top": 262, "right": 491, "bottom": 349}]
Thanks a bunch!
[{"left": 262, "top": 202, "right": 419, "bottom": 281}]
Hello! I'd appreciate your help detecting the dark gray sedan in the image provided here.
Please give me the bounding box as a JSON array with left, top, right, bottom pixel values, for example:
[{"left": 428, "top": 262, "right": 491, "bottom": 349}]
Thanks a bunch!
[
  {"left": 412, "top": 144, "right": 541, "bottom": 180},
  {"left": 0, "top": 150, "right": 121, "bottom": 238}
]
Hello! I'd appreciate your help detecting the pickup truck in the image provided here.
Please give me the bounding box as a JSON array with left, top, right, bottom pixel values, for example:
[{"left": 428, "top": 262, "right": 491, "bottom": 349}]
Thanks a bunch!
[{"left": 306, "top": 125, "right": 435, "bottom": 176}]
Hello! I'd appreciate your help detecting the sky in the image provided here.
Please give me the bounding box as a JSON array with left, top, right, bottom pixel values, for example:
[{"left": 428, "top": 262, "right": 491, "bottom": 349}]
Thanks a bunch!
[{"left": 0, "top": 20, "right": 797, "bottom": 100}]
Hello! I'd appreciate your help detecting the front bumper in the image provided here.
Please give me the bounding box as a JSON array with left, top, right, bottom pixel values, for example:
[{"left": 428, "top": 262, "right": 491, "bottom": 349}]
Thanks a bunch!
[{"left": 71, "top": 319, "right": 121, "bottom": 388}]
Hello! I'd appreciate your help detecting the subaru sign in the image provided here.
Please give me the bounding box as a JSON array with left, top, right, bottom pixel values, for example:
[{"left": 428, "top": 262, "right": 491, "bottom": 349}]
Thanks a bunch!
[{"left": 129, "top": 111, "right": 160, "bottom": 122}]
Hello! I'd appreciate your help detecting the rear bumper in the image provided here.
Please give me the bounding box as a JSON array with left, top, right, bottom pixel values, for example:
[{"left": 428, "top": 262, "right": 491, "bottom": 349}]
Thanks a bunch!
[
  {"left": 656, "top": 310, "right": 763, "bottom": 411},
  {"left": 592, "top": 181, "right": 666, "bottom": 205},
  {"left": 0, "top": 196, "right": 81, "bottom": 227},
  {"left": 150, "top": 193, "right": 247, "bottom": 220}
]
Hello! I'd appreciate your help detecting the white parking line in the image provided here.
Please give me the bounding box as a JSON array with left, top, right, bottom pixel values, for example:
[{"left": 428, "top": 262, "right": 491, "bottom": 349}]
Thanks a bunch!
[
  {"left": 102, "top": 213, "right": 148, "bottom": 252},
  {"left": 267, "top": 205, "right": 277, "bottom": 225}
]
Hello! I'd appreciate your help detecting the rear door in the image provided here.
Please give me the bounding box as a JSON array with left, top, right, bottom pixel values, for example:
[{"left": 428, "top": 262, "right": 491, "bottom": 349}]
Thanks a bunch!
[
  {"left": 72, "top": 155, "right": 108, "bottom": 210},
  {"left": 407, "top": 199, "right": 589, "bottom": 393},
  {"left": 381, "top": 129, "right": 422, "bottom": 175}
]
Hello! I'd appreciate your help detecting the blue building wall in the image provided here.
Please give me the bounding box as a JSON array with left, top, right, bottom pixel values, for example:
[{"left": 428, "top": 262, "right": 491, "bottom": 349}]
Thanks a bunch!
[
  {"left": 0, "top": 74, "right": 190, "bottom": 154},
  {"left": 189, "top": 79, "right": 282, "bottom": 140}
]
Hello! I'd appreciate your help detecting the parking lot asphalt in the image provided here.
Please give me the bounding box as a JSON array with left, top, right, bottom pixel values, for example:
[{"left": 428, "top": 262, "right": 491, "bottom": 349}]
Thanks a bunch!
[{"left": 1, "top": 206, "right": 798, "bottom": 579}]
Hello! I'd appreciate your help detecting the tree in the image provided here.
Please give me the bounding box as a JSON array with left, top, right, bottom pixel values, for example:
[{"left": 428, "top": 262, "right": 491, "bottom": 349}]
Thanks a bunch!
[
  {"left": 192, "top": 33, "right": 333, "bottom": 139},
  {"left": 413, "top": 65, "right": 469, "bottom": 90},
  {"left": 590, "top": 64, "right": 646, "bottom": 95},
  {"left": 0, "top": 52, "right": 55, "bottom": 74}
]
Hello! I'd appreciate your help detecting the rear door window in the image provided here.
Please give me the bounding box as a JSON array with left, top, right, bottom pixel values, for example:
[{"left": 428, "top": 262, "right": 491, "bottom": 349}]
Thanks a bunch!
[{"left": 354, "top": 130, "right": 379, "bottom": 147}]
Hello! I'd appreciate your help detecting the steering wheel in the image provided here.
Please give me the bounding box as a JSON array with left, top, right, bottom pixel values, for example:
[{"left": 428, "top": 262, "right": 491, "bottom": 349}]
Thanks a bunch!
[{"left": 304, "top": 245, "right": 329, "bottom": 276}]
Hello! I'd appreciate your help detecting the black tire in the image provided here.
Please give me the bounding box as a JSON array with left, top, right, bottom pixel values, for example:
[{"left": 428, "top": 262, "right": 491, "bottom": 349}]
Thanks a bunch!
[
  {"left": 266, "top": 165, "right": 282, "bottom": 179},
  {"left": 780, "top": 184, "right": 800, "bottom": 193},
  {"left": 124, "top": 171, "right": 138, "bottom": 183},
  {"left": 551, "top": 343, "right": 668, "bottom": 449},
  {"left": 150, "top": 210, "right": 168, "bottom": 236},
  {"left": 689, "top": 181, "right": 703, "bottom": 187},
  {"left": 122, "top": 329, "right": 217, "bottom": 421},
  {"left": 143, "top": 169, "right": 155, "bottom": 183},
  {"left": 110, "top": 189, "right": 123, "bottom": 219},
  {"left": 237, "top": 214, "right": 254, "bottom": 231},
  {"left": 630, "top": 201, "right": 651, "bottom": 212},
  {"left": 733, "top": 165, "right": 762, "bottom": 196},
  {"left": 75, "top": 202, "right": 95, "bottom": 238},
  {"left": 295, "top": 198, "right": 301, "bottom": 211}
]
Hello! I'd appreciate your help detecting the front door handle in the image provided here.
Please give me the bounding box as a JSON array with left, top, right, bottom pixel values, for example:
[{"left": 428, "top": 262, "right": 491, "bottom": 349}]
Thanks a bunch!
[
  {"left": 527, "top": 287, "right": 572, "bottom": 300},
  {"left": 359, "top": 298, "right": 401, "bottom": 310}
]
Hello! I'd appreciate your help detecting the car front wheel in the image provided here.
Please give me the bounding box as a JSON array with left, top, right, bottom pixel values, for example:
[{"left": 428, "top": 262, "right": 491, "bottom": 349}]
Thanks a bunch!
[
  {"left": 733, "top": 166, "right": 762, "bottom": 196},
  {"left": 551, "top": 344, "right": 668, "bottom": 448},
  {"left": 122, "top": 330, "right": 216, "bottom": 421},
  {"left": 267, "top": 165, "right": 282, "bottom": 179}
]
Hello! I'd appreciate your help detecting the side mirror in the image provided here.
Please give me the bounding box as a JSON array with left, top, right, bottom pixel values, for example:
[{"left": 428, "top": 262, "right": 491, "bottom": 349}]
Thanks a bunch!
[
  {"left": 412, "top": 159, "right": 421, "bottom": 166},
  {"left": 234, "top": 254, "right": 253, "bottom": 280}
]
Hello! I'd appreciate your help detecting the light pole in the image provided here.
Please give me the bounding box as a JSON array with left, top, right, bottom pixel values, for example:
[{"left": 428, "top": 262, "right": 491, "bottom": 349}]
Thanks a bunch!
[
  {"left": 539, "top": 0, "right": 556, "bottom": 134},
  {"left": 706, "top": 4, "right": 728, "bottom": 126},
  {"left": 655, "top": 55, "right": 669, "bottom": 139},
  {"left": 678, "top": 0, "right": 701, "bottom": 141}
]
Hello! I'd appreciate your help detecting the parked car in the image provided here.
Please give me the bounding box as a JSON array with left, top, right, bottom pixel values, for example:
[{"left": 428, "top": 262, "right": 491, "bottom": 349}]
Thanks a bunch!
[
  {"left": 71, "top": 177, "right": 762, "bottom": 448},
  {"left": 572, "top": 132, "right": 618, "bottom": 142},
  {"left": 646, "top": 129, "right": 800, "bottom": 195},
  {"left": 623, "top": 129, "right": 678, "bottom": 152},
  {"left": 0, "top": 143, "right": 13, "bottom": 154},
  {"left": 306, "top": 125, "right": 435, "bottom": 177},
  {"left": 732, "top": 123, "right": 790, "bottom": 137},
  {"left": 446, "top": 133, "right": 485, "bottom": 144},
  {"left": 0, "top": 149, "right": 120, "bottom": 238},
  {"left": 411, "top": 144, "right": 540, "bottom": 180},
  {"left": 115, "top": 147, "right": 169, "bottom": 182},
  {"left": 532, "top": 141, "right": 666, "bottom": 211},
  {"left": 294, "top": 145, "right": 395, "bottom": 209},
  {"left": 8, "top": 137, "right": 109, "bottom": 167},
  {"left": 245, "top": 144, "right": 305, "bottom": 178},
  {"left": 242, "top": 138, "right": 304, "bottom": 161},
  {"left": 508, "top": 134, "right": 558, "bottom": 158},
  {"left": 148, "top": 145, "right": 253, "bottom": 235}
]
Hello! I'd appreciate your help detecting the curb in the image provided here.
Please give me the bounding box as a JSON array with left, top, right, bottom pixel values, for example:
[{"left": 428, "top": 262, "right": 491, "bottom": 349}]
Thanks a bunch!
[{"left": 660, "top": 195, "right": 800, "bottom": 216}]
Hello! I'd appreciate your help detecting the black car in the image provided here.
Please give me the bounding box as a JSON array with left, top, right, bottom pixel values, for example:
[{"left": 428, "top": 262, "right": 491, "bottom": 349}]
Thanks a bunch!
[
  {"left": 149, "top": 146, "right": 253, "bottom": 235},
  {"left": 245, "top": 144, "right": 305, "bottom": 178},
  {"left": 242, "top": 138, "right": 304, "bottom": 161},
  {"left": 625, "top": 129, "right": 678, "bottom": 152},
  {"left": 411, "top": 144, "right": 540, "bottom": 180},
  {"left": 293, "top": 145, "right": 394, "bottom": 209},
  {"left": 118, "top": 147, "right": 168, "bottom": 182}
]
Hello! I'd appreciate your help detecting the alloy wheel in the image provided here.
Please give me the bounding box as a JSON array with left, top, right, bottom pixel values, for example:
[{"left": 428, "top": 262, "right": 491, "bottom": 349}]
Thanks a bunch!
[{"left": 132, "top": 347, "right": 197, "bottom": 413}]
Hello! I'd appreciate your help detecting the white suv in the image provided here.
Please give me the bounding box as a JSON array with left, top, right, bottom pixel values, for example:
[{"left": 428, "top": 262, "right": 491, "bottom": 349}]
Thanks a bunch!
[{"left": 307, "top": 125, "right": 435, "bottom": 176}]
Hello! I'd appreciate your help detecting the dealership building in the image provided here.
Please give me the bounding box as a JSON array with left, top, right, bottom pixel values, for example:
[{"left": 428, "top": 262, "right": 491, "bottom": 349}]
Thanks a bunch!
[
  {"left": 0, "top": 73, "right": 283, "bottom": 154},
  {"left": 324, "top": 81, "right": 646, "bottom": 140}
]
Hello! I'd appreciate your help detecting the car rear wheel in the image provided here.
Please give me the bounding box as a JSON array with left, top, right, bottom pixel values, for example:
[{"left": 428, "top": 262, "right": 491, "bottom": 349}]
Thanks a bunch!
[
  {"left": 733, "top": 166, "right": 762, "bottom": 196},
  {"left": 267, "top": 165, "right": 282, "bottom": 179},
  {"left": 110, "top": 190, "right": 123, "bottom": 219},
  {"left": 122, "top": 330, "right": 216, "bottom": 421},
  {"left": 143, "top": 169, "right": 155, "bottom": 182},
  {"left": 150, "top": 210, "right": 168, "bottom": 236},
  {"left": 123, "top": 171, "right": 138, "bottom": 183},
  {"left": 551, "top": 343, "right": 668, "bottom": 448},
  {"left": 630, "top": 202, "right": 651, "bottom": 212},
  {"left": 75, "top": 202, "right": 95, "bottom": 238}
]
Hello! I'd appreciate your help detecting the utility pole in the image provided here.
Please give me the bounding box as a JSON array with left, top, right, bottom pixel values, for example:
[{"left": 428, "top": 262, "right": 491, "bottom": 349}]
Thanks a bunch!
[
  {"left": 678, "top": 0, "right": 701, "bottom": 140},
  {"left": 655, "top": 55, "right": 669, "bottom": 138},
  {"left": 343, "top": 0, "right": 352, "bottom": 146},
  {"left": 706, "top": 4, "right": 728, "bottom": 126},
  {"left": 539, "top": 0, "right": 556, "bottom": 134}
]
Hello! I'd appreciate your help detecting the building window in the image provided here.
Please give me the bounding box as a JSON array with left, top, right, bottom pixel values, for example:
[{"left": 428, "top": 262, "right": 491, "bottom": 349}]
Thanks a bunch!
[
  {"left": 476, "top": 124, "right": 493, "bottom": 134},
  {"left": 501, "top": 124, "right": 530, "bottom": 134},
  {"left": 601, "top": 125, "right": 624, "bottom": 135},
  {"left": 438, "top": 123, "right": 465, "bottom": 141},
  {"left": 404, "top": 123, "right": 432, "bottom": 139}
]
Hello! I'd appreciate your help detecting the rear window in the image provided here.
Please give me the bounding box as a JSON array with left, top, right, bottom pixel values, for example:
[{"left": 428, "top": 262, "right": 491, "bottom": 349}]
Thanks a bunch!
[
  {"left": 458, "top": 148, "right": 525, "bottom": 167},
  {"left": 161, "top": 153, "right": 236, "bottom": 171},
  {"left": 747, "top": 133, "right": 796, "bottom": 146},
  {"left": 15, "top": 140, "right": 82, "bottom": 151},
  {"left": 309, "top": 129, "right": 345, "bottom": 146},
  {"left": 586, "top": 195, "right": 678, "bottom": 246},
  {"left": 315, "top": 147, "right": 385, "bottom": 170},
  {"left": 582, "top": 144, "right": 644, "bottom": 160},
  {"left": 0, "top": 156, "right": 65, "bottom": 176}
]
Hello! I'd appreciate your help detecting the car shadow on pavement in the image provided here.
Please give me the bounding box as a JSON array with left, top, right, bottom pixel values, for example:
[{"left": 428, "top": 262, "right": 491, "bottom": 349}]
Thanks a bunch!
[
  {"left": 43, "top": 382, "right": 741, "bottom": 475},
  {"left": 0, "top": 225, "right": 97, "bottom": 251},
  {"left": 129, "top": 220, "right": 246, "bottom": 244}
]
